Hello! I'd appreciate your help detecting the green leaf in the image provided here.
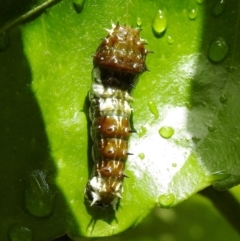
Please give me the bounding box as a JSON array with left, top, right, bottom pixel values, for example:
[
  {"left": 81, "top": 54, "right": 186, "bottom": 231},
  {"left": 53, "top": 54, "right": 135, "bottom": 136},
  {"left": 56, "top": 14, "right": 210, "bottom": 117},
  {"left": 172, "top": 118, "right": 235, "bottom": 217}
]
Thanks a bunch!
[
  {"left": 92, "top": 187, "right": 240, "bottom": 241},
  {"left": 1, "top": 0, "right": 240, "bottom": 240}
]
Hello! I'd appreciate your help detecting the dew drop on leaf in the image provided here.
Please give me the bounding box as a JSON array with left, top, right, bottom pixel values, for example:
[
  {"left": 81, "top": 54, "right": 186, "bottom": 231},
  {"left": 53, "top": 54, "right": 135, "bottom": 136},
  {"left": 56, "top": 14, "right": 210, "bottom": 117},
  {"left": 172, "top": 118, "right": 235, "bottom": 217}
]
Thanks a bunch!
[
  {"left": 207, "top": 125, "right": 216, "bottom": 132},
  {"left": 172, "top": 163, "right": 177, "bottom": 167},
  {"left": 220, "top": 94, "right": 228, "bottom": 103},
  {"left": 196, "top": 0, "right": 204, "bottom": 4},
  {"left": 152, "top": 9, "right": 167, "bottom": 35},
  {"left": 206, "top": 170, "right": 230, "bottom": 183},
  {"left": 136, "top": 17, "right": 142, "bottom": 27},
  {"left": 226, "top": 65, "right": 235, "bottom": 73},
  {"left": 212, "top": 0, "right": 226, "bottom": 17},
  {"left": 159, "top": 126, "right": 174, "bottom": 139},
  {"left": 0, "top": 32, "right": 9, "bottom": 52},
  {"left": 8, "top": 224, "right": 33, "bottom": 241},
  {"left": 138, "top": 153, "right": 145, "bottom": 160},
  {"left": 158, "top": 193, "right": 175, "bottom": 207},
  {"left": 23, "top": 170, "right": 55, "bottom": 217},
  {"left": 188, "top": 8, "right": 198, "bottom": 20},
  {"left": 148, "top": 101, "right": 159, "bottom": 119},
  {"left": 192, "top": 136, "right": 201, "bottom": 142},
  {"left": 138, "top": 125, "right": 147, "bottom": 137},
  {"left": 72, "top": 0, "right": 85, "bottom": 13},
  {"left": 167, "top": 35, "right": 174, "bottom": 45},
  {"left": 208, "top": 37, "right": 229, "bottom": 63}
]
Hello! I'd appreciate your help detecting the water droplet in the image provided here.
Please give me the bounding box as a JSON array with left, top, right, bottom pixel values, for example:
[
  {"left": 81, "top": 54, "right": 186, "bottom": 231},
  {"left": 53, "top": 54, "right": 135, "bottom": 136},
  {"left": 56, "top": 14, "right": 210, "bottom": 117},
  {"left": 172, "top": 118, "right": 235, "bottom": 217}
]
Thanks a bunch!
[
  {"left": 167, "top": 35, "right": 174, "bottom": 45},
  {"left": 206, "top": 170, "right": 230, "bottom": 182},
  {"left": 152, "top": 9, "right": 167, "bottom": 35},
  {"left": 158, "top": 193, "right": 175, "bottom": 207},
  {"left": 220, "top": 94, "right": 228, "bottom": 103},
  {"left": 188, "top": 8, "right": 198, "bottom": 20},
  {"left": 197, "top": 0, "right": 204, "bottom": 4},
  {"left": 138, "top": 153, "right": 145, "bottom": 160},
  {"left": 72, "top": 0, "right": 85, "bottom": 13},
  {"left": 208, "top": 125, "right": 216, "bottom": 132},
  {"left": 226, "top": 65, "right": 235, "bottom": 73},
  {"left": 8, "top": 224, "right": 33, "bottom": 241},
  {"left": 159, "top": 126, "right": 174, "bottom": 139},
  {"left": 208, "top": 37, "right": 229, "bottom": 63},
  {"left": 212, "top": 0, "right": 226, "bottom": 17},
  {"left": 0, "top": 32, "right": 9, "bottom": 52},
  {"left": 192, "top": 136, "right": 200, "bottom": 142},
  {"left": 172, "top": 163, "right": 177, "bottom": 167},
  {"left": 136, "top": 17, "right": 142, "bottom": 27},
  {"left": 138, "top": 125, "right": 147, "bottom": 137},
  {"left": 148, "top": 101, "right": 159, "bottom": 119},
  {"left": 24, "top": 170, "right": 55, "bottom": 217}
]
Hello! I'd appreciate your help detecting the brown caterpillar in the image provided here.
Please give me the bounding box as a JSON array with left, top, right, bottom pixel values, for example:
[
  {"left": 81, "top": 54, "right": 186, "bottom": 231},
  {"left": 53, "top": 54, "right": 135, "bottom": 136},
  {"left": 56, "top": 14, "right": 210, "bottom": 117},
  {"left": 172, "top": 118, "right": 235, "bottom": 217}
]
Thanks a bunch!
[{"left": 85, "top": 23, "right": 149, "bottom": 209}]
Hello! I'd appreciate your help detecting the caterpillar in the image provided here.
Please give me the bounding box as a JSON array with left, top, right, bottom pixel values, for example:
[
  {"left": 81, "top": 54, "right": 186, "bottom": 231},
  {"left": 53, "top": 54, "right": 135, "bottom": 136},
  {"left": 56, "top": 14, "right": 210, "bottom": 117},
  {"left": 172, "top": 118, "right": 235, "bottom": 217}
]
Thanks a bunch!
[{"left": 85, "top": 23, "right": 149, "bottom": 210}]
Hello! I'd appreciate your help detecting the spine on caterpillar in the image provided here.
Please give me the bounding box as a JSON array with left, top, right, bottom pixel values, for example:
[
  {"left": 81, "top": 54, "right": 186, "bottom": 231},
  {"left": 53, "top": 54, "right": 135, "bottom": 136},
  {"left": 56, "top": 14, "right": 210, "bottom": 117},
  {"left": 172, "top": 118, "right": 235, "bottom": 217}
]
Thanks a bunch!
[{"left": 85, "top": 23, "right": 149, "bottom": 210}]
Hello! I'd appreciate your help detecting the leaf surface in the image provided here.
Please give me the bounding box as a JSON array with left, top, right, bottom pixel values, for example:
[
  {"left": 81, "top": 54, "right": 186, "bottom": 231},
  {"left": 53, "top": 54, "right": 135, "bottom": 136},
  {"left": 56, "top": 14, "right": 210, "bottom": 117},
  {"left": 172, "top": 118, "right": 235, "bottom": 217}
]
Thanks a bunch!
[{"left": 0, "top": 0, "right": 240, "bottom": 239}]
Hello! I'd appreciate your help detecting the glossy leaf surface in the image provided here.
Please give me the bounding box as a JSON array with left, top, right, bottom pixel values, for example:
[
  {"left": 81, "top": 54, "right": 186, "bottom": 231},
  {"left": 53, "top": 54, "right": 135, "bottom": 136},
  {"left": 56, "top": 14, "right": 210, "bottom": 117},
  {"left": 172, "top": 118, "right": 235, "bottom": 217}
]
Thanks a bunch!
[{"left": 0, "top": 0, "right": 240, "bottom": 239}]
